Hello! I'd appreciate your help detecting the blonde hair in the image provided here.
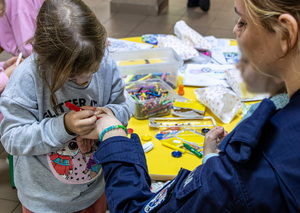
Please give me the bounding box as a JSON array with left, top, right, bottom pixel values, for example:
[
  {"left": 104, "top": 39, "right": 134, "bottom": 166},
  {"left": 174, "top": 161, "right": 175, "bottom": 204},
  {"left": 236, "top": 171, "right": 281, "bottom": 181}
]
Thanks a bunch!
[
  {"left": 244, "top": 0, "right": 300, "bottom": 57},
  {"left": 33, "top": 0, "right": 107, "bottom": 114}
]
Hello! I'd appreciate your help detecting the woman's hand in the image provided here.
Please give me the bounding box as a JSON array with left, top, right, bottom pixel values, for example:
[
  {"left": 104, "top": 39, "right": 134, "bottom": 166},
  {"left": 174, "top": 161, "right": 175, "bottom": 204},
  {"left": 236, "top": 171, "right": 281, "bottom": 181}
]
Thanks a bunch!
[
  {"left": 64, "top": 106, "right": 97, "bottom": 136},
  {"left": 203, "top": 126, "right": 228, "bottom": 156}
]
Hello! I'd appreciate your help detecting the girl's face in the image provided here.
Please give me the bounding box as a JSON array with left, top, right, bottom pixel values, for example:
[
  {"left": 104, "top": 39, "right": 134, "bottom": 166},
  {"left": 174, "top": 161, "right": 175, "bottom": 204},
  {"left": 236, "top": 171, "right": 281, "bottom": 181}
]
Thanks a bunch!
[
  {"left": 233, "top": 0, "right": 283, "bottom": 78},
  {"left": 68, "top": 64, "right": 100, "bottom": 86},
  {"left": 68, "top": 72, "right": 94, "bottom": 86}
]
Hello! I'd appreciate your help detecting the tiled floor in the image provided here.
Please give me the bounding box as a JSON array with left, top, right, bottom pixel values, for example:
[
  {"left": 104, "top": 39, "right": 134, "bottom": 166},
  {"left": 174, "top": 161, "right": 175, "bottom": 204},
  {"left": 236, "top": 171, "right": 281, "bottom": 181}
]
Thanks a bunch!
[{"left": 0, "top": 0, "right": 236, "bottom": 212}]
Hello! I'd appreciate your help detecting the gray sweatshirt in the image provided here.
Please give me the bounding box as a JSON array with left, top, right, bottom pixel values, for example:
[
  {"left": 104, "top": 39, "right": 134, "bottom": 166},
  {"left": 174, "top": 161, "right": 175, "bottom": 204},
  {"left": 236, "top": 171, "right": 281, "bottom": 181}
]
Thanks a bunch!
[{"left": 0, "top": 53, "right": 131, "bottom": 212}]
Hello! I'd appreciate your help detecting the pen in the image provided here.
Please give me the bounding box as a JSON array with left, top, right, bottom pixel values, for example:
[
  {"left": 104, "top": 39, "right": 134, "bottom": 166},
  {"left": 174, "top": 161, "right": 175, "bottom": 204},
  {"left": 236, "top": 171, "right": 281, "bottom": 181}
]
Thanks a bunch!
[
  {"left": 183, "top": 143, "right": 203, "bottom": 158},
  {"left": 16, "top": 53, "right": 22, "bottom": 66},
  {"left": 65, "top": 102, "right": 102, "bottom": 119},
  {"left": 161, "top": 72, "right": 167, "bottom": 80},
  {"left": 125, "top": 74, "right": 153, "bottom": 90},
  {"left": 65, "top": 101, "right": 82, "bottom": 111},
  {"left": 137, "top": 73, "right": 152, "bottom": 81},
  {"left": 162, "top": 141, "right": 187, "bottom": 153},
  {"left": 125, "top": 75, "right": 134, "bottom": 83}
]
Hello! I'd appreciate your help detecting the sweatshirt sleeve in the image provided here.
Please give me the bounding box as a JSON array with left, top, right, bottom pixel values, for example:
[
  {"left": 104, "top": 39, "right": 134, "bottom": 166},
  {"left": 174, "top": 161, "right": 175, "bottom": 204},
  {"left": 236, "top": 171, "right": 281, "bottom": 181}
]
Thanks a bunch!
[
  {"left": 0, "top": 70, "right": 9, "bottom": 94},
  {"left": 104, "top": 58, "right": 131, "bottom": 126},
  {"left": 0, "top": 64, "right": 74, "bottom": 156}
]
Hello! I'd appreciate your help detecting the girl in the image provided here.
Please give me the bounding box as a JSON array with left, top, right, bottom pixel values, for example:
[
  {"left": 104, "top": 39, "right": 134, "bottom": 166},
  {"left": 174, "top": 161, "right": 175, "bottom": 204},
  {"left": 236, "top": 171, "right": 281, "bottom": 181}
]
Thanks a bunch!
[
  {"left": 0, "top": 0, "right": 44, "bottom": 63},
  {"left": 0, "top": 0, "right": 130, "bottom": 212},
  {"left": 79, "top": 0, "right": 300, "bottom": 212}
]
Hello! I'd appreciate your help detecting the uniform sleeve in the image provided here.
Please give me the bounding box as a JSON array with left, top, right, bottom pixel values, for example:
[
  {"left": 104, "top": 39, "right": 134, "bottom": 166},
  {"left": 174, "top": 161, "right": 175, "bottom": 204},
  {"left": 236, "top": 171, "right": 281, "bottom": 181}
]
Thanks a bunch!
[
  {"left": 93, "top": 134, "right": 153, "bottom": 212},
  {"left": 0, "top": 66, "right": 74, "bottom": 156},
  {"left": 94, "top": 134, "right": 249, "bottom": 213},
  {"left": 104, "top": 59, "right": 131, "bottom": 126}
]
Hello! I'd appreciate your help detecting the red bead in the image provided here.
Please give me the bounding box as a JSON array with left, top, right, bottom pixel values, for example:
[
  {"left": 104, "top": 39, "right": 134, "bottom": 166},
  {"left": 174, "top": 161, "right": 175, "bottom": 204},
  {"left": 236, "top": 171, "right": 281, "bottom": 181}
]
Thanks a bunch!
[{"left": 127, "top": 128, "right": 134, "bottom": 134}]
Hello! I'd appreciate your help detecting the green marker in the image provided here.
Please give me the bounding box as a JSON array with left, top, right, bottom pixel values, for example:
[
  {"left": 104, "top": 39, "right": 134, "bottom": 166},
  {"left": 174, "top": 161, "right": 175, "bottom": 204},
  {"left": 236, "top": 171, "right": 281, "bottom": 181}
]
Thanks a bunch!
[
  {"left": 162, "top": 99, "right": 172, "bottom": 106},
  {"left": 183, "top": 143, "right": 203, "bottom": 158},
  {"left": 131, "top": 95, "right": 139, "bottom": 101}
]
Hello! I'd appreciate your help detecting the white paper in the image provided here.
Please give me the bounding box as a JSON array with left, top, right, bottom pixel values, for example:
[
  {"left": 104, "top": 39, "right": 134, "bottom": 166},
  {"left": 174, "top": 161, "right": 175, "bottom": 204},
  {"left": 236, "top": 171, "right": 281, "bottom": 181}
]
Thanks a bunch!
[
  {"left": 183, "top": 63, "right": 235, "bottom": 87},
  {"left": 205, "top": 36, "right": 240, "bottom": 65}
]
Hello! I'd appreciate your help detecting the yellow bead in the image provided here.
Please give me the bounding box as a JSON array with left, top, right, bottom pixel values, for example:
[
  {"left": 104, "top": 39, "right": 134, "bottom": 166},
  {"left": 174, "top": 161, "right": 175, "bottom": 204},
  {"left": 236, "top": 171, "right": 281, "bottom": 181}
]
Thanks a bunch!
[{"left": 141, "top": 135, "right": 152, "bottom": 141}]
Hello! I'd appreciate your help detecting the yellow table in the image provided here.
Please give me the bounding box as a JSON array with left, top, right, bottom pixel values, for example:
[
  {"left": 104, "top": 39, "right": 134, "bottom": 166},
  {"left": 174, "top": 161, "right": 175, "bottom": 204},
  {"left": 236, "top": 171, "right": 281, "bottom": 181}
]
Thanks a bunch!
[
  {"left": 122, "top": 37, "right": 244, "bottom": 181},
  {"left": 126, "top": 78, "right": 243, "bottom": 181}
]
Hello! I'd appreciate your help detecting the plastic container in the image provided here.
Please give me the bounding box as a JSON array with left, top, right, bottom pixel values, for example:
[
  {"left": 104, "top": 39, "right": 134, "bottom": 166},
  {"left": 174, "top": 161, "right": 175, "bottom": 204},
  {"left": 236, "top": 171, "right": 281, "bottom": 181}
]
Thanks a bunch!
[
  {"left": 111, "top": 47, "right": 183, "bottom": 89},
  {"left": 126, "top": 79, "right": 176, "bottom": 119}
]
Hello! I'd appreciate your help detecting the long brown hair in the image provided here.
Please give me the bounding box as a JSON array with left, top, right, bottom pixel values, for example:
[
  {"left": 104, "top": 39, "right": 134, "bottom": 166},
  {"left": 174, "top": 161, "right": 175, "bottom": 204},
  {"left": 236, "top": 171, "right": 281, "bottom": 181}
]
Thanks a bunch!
[{"left": 33, "top": 0, "right": 107, "bottom": 114}]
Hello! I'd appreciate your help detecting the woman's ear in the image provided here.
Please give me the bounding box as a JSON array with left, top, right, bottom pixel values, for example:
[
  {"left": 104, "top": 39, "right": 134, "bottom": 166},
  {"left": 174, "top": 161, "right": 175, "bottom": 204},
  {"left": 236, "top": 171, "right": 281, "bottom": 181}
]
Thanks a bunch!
[{"left": 278, "top": 14, "right": 298, "bottom": 54}]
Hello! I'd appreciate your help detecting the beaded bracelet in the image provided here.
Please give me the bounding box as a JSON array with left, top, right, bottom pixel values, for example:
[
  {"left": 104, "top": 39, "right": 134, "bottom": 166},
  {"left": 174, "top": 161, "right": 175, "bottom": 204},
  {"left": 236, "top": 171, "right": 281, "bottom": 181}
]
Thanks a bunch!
[{"left": 99, "top": 125, "right": 128, "bottom": 143}]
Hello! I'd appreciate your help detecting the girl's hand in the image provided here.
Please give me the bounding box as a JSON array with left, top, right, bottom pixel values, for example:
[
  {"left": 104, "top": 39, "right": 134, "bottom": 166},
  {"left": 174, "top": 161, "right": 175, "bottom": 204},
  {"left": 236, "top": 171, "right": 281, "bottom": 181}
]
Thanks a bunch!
[
  {"left": 3, "top": 56, "right": 22, "bottom": 69},
  {"left": 4, "top": 64, "right": 18, "bottom": 78},
  {"left": 64, "top": 107, "right": 97, "bottom": 136},
  {"left": 76, "top": 137, "right": 94, "bottom": 154},
  {"left": 203, "top": 126, "right": 228, "bottom": 156},
  {"left": 4, "top": 56, "right": 24, "bottom": 78}
]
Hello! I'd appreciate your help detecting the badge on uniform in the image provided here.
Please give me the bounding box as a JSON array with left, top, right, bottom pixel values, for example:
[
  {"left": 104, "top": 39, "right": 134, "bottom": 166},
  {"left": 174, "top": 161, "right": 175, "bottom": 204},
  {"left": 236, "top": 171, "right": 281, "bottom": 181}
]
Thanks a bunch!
[{"left": 142, "top": 179, "right": 176, "bottom": 213}]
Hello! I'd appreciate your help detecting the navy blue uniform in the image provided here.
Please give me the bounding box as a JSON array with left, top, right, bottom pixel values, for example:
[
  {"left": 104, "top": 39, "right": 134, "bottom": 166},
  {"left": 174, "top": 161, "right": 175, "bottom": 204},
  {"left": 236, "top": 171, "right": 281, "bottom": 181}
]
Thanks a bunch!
[{"left": 94, "top": 90, "right": 300, "bottom": 213}]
